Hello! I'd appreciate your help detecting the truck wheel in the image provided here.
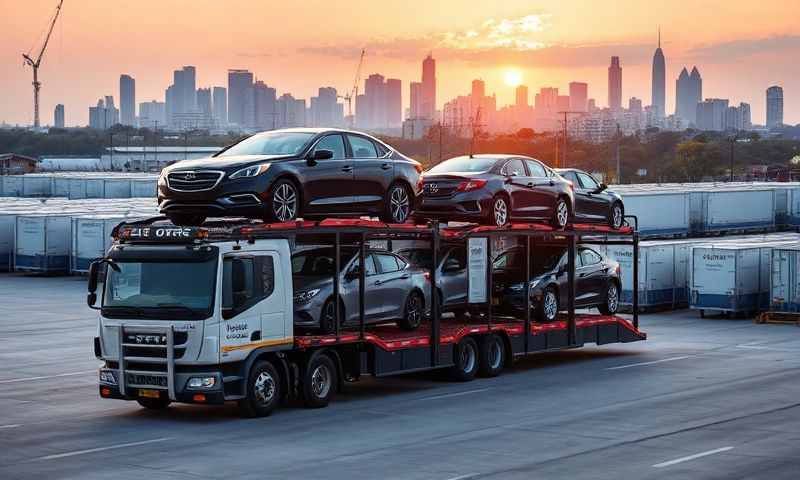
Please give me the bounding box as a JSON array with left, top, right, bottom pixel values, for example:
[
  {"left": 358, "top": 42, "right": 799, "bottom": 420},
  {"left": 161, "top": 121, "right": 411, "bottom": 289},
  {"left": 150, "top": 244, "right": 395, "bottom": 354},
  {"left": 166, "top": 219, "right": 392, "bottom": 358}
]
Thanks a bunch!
[
  {"left": 398, "top": 291, "right": 423, "bottom": 330},
  {"left": 598, "top": 282, "right": 620, "bottom": 315},
  {"left": 136, "top": 396, "right": 170, "bottom": 410},
  {"left": 536, "top": 286, "right": 559, "bottom": 323},
  {"left": 166, "top": 213, "right": 206, "bottom": 226},
  {"left": 449, "top": 337, "right": 478, "bottom": 381},
  {"left": 478, "top": 334, "right": 505, "bottom": 377},
  {"left": 239, "top": 360, "right": 281, "bottom": 418},
  {"left": 303, "top": 354, "right": 337, "bottom": 408}
]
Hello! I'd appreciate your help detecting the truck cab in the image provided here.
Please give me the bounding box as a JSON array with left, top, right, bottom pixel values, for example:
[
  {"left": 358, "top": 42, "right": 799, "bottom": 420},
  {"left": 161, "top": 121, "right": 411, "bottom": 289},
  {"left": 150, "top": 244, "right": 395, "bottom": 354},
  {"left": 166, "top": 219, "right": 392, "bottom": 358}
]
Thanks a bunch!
[{"left": 92, "top": 225, "right": 294, "bottom": 415}]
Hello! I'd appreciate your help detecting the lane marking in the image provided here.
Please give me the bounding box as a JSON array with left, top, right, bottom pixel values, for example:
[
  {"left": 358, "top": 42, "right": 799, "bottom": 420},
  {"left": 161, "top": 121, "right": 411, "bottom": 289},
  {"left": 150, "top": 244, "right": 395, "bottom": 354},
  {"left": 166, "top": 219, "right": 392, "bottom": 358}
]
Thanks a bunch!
[
  {"left": 605, "top": 355, "right": 694, "bottom": 371},
  {"left": 0, "top": 424, "right": 22, "bottom": 430},
  {"left": 653, "top": 446, "right": 734, "bottom": 468},
  {"left": 735, "top": 344, "right": 796, "bottom": 352},
  {"left": 0, "top": 370, "right": 95, "bottom": 384},
  {"left": 418, "top": 388, "right": 490, "bottom": 402},
  {"left": 36, "top": 437, "right": 172, "bottom": 461},
  {"left": 445, "top": 474, "right": 479, "bottom": 480}
]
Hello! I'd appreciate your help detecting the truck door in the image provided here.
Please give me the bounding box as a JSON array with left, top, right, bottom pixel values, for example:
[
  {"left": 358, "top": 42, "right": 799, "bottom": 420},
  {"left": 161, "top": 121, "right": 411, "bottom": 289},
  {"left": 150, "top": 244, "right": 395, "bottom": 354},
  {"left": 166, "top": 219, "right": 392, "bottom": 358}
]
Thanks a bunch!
[{"left": 220, "top": 252, "right": 286, "bottom": 356}]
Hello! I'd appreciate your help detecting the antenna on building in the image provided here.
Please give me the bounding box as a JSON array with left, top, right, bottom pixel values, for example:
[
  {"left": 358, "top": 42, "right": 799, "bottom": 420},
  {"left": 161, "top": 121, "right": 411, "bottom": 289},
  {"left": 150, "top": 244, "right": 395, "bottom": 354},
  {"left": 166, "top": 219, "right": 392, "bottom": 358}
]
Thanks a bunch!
[{"left": 658, "top": 26, "right": 661, "bottom": 48}]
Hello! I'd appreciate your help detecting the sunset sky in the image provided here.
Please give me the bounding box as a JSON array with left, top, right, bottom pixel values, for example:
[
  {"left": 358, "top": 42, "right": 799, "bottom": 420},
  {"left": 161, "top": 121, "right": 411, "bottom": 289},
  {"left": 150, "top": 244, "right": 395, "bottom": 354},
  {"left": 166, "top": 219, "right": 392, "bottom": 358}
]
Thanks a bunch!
[{"left": 2, "top": 0, "right": 798, "bottom": 127}]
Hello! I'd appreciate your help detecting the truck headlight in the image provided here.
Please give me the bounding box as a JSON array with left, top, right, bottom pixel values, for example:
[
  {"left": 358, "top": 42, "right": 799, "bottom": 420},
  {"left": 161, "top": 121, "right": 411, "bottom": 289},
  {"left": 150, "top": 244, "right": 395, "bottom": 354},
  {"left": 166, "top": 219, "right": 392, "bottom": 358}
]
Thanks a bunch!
[
  {"left": 187, "top": 377, "right": 216, "bottom": 389},
  {"left": 293, "top": 288, "right": 320, "bottom": 304},
  {"left": 99, "top": 369, "right": 117, "bottom": 385},
  {"left": 229, "top": 163, "right": 271, "bottom": 179}
]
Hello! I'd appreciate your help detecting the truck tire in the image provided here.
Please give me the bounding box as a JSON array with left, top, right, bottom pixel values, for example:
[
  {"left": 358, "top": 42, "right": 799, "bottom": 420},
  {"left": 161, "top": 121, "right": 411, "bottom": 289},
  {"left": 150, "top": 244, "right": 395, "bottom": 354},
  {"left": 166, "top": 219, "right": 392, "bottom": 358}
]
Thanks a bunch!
[
  {"left": 478, "top": 334, "right": 505, "bottom": 377},
  {"left": 598, "top": 281, "right": 620, "bottom": 315},
  {"left": 136, "top": 396, "right": 170, "bottom": 410},
  {"left": 449, "top": 337, "right": 479, "bottom": 382},
  {"left": 303, "top": 354, "right": 337, "bottom": 408},
  {"left": 239, "top": 359, "right": 281, "bottom": 418},
  {"left": 397, "top": 291, "right": 423, "bottom": 331}
]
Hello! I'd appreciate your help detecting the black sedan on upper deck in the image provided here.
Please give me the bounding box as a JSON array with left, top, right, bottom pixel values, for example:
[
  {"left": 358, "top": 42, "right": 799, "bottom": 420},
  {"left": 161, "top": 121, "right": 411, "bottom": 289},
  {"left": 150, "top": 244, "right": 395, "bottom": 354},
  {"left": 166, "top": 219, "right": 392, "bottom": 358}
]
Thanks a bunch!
[
  {"left": 158, "top": 128, "right": 423, "bottom": 226},
  {"left": 555, "top": 168, "right": 625, "bottom": 229},
  {"left": 415, "top": 155, "right": 575, "bottom": 228}
]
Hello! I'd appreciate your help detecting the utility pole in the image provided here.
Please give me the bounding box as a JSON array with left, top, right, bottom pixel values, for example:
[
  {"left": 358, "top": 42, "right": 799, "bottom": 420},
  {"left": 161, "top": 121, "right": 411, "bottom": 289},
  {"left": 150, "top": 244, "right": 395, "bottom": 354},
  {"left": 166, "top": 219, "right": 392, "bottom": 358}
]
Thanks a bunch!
[
  {"left": 615, "top": 123, "right": 622, "bottom": 183},
  {"left": 557, "top": 111, "right": 581, "bottom": 168},
  {"left": 729, "top": 135, "right": 736, "bottom": 182}
]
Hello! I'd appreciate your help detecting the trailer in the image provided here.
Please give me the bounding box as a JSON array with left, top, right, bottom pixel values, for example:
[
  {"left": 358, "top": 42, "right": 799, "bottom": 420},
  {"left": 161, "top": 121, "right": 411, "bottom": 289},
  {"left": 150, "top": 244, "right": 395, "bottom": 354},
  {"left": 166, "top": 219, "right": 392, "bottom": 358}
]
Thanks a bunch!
[{"left": 89, "top": 218, "right": 645, "bottom": 417}]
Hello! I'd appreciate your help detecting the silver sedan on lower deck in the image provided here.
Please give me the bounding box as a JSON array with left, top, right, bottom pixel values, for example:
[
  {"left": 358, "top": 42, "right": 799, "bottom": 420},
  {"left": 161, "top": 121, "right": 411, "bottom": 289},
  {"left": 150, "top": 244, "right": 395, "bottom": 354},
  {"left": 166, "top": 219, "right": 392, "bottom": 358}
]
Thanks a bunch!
[{"left": 292, "top": 247, "right": 430, "bottom": 333}]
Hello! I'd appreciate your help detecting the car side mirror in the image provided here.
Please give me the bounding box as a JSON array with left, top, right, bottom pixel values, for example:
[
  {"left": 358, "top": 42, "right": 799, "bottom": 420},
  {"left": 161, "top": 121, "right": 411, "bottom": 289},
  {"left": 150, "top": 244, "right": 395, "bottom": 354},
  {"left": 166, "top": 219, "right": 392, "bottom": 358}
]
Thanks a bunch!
[
  {"left": 345, "top": 266, "right": 361, "bottom": 281},
  {"left": 594, "top": 183, "right": 608, "bottom": 193},
  {"left": 308, "top": 149, "right": 333, "bottom": 164}
]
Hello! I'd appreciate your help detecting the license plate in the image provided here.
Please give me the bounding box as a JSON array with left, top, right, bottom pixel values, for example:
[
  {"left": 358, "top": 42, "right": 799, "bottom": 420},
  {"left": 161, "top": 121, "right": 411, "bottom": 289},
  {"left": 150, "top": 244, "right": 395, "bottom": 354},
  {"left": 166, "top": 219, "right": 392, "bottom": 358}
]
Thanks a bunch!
[
  {"left": 139, "top": 389, "right": 160, "bottom": 399},
  {"left": 127, "top": 373, "right": 167, "bottom": 387}
]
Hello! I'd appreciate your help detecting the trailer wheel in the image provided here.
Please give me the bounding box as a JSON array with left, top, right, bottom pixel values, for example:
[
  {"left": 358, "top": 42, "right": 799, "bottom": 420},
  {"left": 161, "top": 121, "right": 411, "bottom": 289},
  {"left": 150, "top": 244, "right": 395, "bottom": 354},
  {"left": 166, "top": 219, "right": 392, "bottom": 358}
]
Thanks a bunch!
[
  {"left": 136, "top": 396, "right": 170, "bottom": 410},
  {"left": 478, "top": 334, "right": 505, "bottom": 377},
  {"left": 303, "top": 354, "right": 337, "bottom": 408},
  {"left": 239, "top": 359, "right": 281, "bottom": 418},
  {"left": 449, "top": 337, "right": 479, "bottom": 381}
]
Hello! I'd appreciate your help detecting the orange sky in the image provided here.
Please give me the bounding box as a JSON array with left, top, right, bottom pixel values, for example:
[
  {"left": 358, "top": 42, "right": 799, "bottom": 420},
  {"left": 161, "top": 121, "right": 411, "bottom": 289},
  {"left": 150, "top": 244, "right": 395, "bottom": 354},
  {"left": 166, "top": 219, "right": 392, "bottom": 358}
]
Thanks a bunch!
[{"left": 2, "top": 0, "right": 798, "bottom": 127}]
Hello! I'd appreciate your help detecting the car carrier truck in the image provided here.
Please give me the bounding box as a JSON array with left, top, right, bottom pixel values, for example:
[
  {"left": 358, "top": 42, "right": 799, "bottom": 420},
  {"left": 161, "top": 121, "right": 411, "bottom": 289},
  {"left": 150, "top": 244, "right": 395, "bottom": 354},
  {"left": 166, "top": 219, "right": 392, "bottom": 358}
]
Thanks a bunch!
[{"left": 89, "top": 218, "right": 645, "bottom": 417}]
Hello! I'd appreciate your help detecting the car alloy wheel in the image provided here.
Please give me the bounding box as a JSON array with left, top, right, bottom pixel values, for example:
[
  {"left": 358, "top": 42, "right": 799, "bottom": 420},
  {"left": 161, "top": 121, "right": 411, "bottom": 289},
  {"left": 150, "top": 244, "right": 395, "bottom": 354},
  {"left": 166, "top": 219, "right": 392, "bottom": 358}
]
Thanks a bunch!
[
  {"left": 611, "top": 204, "right": 623, "bottom": 229},
  {"left": 272, "top": 182, "right": 297, "bottom": 222},
  {"left": 389, "top": 185, "right": 410, "bottom": 223},
  {"left": 555, "top": 200, "right": 569, "bottom": 228},
  {"left": 607, "top": 284, "right": 619, "bottom": 313},
  {"left": 544, "top": 290, "right": 558, "bottom": 321},
  {"left": 493, "top": 197, "right": 508, "bottom": 227}
]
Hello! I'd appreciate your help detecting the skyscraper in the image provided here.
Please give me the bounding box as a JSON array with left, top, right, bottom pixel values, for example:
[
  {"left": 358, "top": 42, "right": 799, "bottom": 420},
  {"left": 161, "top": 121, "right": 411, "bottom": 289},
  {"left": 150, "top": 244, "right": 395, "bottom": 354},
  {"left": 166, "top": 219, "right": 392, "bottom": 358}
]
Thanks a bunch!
[
  {"left": 212, "top": 87, "right": 227, "bottom": 127},
  {"left": 608, "top": 57, "right": 622, "bottom": 111},
  {"left": 119, "top": 74, "right": 136, "bottom": 126},
  {"left": 766, "top": 86, "right": 784, "bottom": 128},
  {"left": 409, "top": 82, "right": 422, "bottom": 119},
  {"left": 696, "top": 98, "right": 729, "bottom": 131},
  {"left": 253, "top": 80, "right": 277, "bottom": 129},
  {"left": 385, "top": 78, "right": 402, "bottom": 128},
  {"left": 515, "top": 85, "right": 529, "bottom": 107},
  {"left": 197, "top": 88, "right": 212, "bottom": 117},
  {"left": 421, "top": 54, "right": 436, "bottom": 120},
  {"left": 227, "top": 69, "right": 254, "bottom": 127},
  {"left": 139, "top": 100, "right": 166, "bottom": 129},
  {"left": 309, "top": 87, "right": 344, "bottom": 127},
  {"left": 53, "top": 104, "right": 64, "bottom": 128},
  {"left": 651, "top": 30, "right": 665, "bottom": 118},
  {"left": 676, "top": 66, "right": 702, "bottom": 126},
  {"left": 569, "top": 82, "right": 588, "bottom": 112}
]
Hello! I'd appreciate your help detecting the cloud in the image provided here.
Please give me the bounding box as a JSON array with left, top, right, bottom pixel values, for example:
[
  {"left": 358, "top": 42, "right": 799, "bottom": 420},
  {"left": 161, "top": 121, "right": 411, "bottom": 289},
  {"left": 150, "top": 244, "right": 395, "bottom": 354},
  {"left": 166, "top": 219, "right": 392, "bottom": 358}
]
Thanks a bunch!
[
  {"left": 685, "top": 35, "right": 800, "bottom": 63},
  {"left": 295, "top": 13, "right": 652, "bottom": 69}
]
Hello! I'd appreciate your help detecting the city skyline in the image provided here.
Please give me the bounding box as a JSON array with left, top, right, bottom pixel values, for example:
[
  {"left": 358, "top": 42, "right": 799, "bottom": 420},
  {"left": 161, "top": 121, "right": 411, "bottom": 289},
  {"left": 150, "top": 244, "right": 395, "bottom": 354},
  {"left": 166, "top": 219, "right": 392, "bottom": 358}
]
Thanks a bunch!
[{"left": 2, "top": 0, "right": 798, "bottom": 127}]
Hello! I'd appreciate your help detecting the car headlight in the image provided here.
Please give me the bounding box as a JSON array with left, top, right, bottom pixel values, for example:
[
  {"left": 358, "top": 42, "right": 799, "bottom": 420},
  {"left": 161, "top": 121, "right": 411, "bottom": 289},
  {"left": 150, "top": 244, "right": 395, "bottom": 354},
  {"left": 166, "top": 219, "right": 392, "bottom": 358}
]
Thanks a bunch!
[
  {"left": 229, "top": 163, "right": 271, "bottom": 179},
  {"left": 293, "top": 288, "right": 321, "bottom": 304},
  {"left": 99, "top": 369, "right": 117, "bottom": 385},
  {"left": 510, "top": 279, "right": 540, "bottom": 293}
]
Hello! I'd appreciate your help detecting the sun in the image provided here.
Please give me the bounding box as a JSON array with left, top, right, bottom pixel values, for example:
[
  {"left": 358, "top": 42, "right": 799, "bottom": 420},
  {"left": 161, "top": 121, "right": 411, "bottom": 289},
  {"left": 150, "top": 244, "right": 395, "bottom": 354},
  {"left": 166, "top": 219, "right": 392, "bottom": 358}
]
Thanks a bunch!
[{"left": 503, "top": 68, "right": 523, "bottom": 87}]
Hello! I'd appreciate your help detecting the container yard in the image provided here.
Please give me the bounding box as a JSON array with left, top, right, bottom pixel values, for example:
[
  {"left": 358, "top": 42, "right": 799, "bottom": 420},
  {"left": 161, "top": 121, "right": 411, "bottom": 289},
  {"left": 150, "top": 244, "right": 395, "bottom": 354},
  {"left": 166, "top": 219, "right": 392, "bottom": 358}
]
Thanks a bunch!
[{"left": 0, "top": 172, "right": 158, "bottom": 199}]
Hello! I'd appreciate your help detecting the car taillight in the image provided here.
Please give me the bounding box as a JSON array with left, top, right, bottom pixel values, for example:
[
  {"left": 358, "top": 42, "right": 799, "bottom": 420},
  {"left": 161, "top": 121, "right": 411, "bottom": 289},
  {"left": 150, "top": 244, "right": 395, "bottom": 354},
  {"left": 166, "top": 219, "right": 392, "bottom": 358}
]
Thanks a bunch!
[{"left": 456, "top": 179, "right": 487, "bottom": 192}]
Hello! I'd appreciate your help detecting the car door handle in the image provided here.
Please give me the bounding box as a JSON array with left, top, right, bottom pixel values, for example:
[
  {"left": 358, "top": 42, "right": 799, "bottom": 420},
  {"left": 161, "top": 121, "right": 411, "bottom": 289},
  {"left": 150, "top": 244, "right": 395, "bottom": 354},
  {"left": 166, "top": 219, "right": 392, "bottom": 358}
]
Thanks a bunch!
[
  {"left": 381, "top": 163, "right": 392, "bottom": 170},
  {"left": 341, "top": 166, "right": 353, "bottom": 173},
  {"left": 374, "top": 279, "right": 383, "bottom": 286},
  {"left": 399, "top": 274, "right": 410, "bottom": 280},
  {"left": 526, "top": 182, "right": 534, "bottom": 188}
]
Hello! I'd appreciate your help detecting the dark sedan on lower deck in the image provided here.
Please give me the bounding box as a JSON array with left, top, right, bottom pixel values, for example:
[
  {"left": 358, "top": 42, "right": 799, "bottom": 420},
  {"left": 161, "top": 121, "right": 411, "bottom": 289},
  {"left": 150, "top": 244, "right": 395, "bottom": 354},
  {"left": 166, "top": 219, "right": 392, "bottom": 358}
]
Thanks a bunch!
[{"left": 415, "top": 155, "right": 575, "bottom": 228}]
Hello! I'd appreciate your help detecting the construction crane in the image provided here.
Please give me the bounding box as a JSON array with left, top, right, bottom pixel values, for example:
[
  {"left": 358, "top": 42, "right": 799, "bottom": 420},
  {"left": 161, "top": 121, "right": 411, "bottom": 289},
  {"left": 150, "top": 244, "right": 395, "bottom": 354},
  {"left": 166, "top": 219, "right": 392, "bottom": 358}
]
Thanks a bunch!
[
  {"left": 338, "top": 49, "right": 365, "bottom": 128},
  {"left": 23, "top": 0, "right": 64, "bottom": 129}
]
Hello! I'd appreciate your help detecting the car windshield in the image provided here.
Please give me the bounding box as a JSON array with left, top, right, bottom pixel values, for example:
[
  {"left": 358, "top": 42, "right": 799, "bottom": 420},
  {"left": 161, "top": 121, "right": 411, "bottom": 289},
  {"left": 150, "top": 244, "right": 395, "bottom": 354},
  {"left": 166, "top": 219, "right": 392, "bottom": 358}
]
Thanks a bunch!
[
  {"left": 427, "top": 156, "right": 497, "bottom": 174},
  {"left": 102, "top": 259, "right": 217, "bottom": 319},
  {"left": 217, "top": 132, "right": 314, "bottom": 157},
  {"left": 292, "top": 248, "right": 357, "bottom": 276}
]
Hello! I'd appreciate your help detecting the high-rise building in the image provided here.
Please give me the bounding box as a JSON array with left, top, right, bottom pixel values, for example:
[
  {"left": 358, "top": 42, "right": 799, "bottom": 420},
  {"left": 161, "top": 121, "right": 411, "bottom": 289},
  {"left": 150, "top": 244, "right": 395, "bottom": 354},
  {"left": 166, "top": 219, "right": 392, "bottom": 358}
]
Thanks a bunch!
[
  {"left": 253, "top": 80, "right": 277, "bottom": 129},
  {"left": 212, "top": 87, "right": 227, "bottom": 127},
  {"left": 227, "top": 69, "right": 254, "bottom": 127},
  {"left": 651, "top": 31, "right": 666, "bottom": 118},
  {"left": 165, "top": 66, "right": 198, "bottom": 128},
  {"left": 471, "top": 79, "right": 485, "bottom": 101},
  {"left": 766, "top": 86, "right": 784, "bottom": 128},
  {"left": 357, "top": 74, "right": 401, "bottom": 130},
  {"left": 385, "top": 78, "right": 402, "bottom": 128},
  {"left": 276, "top": 93, "right": 306, "bottom": 128},
  {"left": 421, "top": 54, "right": 436, "bottom": 120},
  {"left": 53, "top": 104, "right": 64, "bottom": 128},
  {"left": 409, "top": 81, "right": 422, "bottom": 119},
  {"left": 515, "top": 85, "right": 529, "bottom": 107},
  {"left": 309, "top": 87, "right": 344, "bottom": 127},
  {"left": 629, "top": 97, "right": 643, "bottom": 113},
  {"left": 608, "top": 57, "right": 622, "bottom": 111},
  {"left": 557, "top": 95, "right": 570, "bottom": 112},
  {"left": 587, "top": 99, "right": 597, "bottom": 111},
  {"left": 89, "top": 97, "right": 119, "bottom": 129},
  {"left": 138, "top": 100, "right": 166, "bottom": 129},
  {"left": 119, "top": 74, "right": 136, "bottom": 126},
  {"left": 676, "top": 66, "right": 702, "bottom": 126},
  {"left": 569, "top": 82, "right": 588, "bottom": 112},
  {"left": 197, "top": 88, "right": 212, "bottom": 117},
  {"left": 696, "top": 98, "right": 729, "bottom": 131}
]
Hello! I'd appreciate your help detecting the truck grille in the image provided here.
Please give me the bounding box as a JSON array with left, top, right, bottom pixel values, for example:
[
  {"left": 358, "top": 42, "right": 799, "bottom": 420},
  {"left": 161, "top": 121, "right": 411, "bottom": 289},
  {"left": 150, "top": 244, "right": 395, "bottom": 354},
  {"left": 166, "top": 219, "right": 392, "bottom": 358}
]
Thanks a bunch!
[
  {"left": 117, "top": 325, "right": 179, "bottom": 399},
  {"left": 167, "top": 170, "right": 224, "bottom": 192}
]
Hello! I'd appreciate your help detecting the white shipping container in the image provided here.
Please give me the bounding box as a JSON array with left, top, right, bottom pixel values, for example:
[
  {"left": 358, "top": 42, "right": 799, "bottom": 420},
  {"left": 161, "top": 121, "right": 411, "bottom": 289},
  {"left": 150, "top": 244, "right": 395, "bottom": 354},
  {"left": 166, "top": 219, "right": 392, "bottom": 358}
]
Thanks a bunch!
[
  {"left": 0, "top": 214, "right": 16, "bottom": 271},
  {"left": 689, "top": 244, "right": 772, "bottom": 315},
  {"left": 15, "top": 214, "right": 72, "bottom": 272},
  {"left": 2, "top": 176, "right": 24, "bottom": 196},
  {"left": 606, "top": 242, "right": 682, "bottom": 308},
  {"left": 71, "top": 216, "right": 125, "bottom": 273},
  {"left": 617, "top": 192, "right": 690, "bottom": 238},
  {"left": 131, "top": 179, "right": 157, "bottom": 198},
  {"left": 769, "top": 247, "right": 800, "bottom": 313},
  {"left": 103, "top": 179, "right": 132, "bottom": 198},
  {"left": 67, "top": 178, "right": 88, "bottom": 199},
  {"left": 51, "top": 177, "right": 71, "bottom": 197},
  {"left": 691, "top": 190, "right": 775, "bottom": 234},
  {"left": 22, "top": 176, "right": 52, "bottom": 197},
  {"left": 85, "top": 179, "right": 105, "bottom": 198}
]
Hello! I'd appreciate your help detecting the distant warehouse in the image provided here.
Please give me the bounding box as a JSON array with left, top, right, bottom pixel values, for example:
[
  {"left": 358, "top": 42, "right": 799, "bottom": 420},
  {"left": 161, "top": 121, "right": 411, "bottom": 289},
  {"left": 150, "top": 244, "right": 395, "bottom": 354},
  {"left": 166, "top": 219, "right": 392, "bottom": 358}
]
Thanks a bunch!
[{"left": 0, "top": 153, "right": 39, "bottom": 175}]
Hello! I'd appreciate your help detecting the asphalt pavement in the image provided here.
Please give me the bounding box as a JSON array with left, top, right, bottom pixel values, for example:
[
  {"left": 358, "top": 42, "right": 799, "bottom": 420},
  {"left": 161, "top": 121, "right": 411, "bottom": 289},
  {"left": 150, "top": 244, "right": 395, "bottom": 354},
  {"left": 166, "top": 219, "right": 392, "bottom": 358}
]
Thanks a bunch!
[{"left": 1, "top": 274, "right": 799, "bottom": 480}]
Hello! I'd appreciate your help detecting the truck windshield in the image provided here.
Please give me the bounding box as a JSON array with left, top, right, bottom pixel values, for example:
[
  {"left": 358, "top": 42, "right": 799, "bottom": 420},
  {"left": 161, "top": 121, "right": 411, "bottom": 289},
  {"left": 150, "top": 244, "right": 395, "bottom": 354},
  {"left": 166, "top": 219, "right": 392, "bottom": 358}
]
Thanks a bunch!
[{"left": 102, "top": 260, "right": 217, "bottom": 319}]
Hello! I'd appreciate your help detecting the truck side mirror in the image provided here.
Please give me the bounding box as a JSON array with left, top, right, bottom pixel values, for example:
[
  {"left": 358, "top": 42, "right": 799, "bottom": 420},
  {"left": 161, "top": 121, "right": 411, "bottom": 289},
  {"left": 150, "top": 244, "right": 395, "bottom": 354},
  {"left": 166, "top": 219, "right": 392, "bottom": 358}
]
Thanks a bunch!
[{"left": 88, "top": 261, "right": 99, "bottom": 293}]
